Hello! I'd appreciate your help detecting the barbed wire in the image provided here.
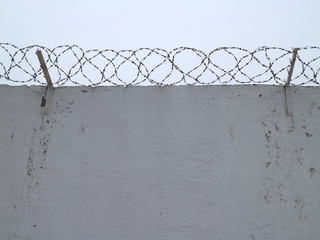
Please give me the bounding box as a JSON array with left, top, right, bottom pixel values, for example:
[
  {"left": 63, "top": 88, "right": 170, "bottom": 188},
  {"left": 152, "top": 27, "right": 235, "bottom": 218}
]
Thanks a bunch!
[{"left": 0, "top": 43, "right": 319, "bottom": 86}]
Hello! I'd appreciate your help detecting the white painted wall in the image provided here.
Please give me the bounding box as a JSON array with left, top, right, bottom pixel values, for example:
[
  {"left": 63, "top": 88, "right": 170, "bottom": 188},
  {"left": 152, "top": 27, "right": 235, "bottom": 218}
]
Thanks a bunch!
[{"left": 1, "top": 85, "right": 320, "bottom": 240}]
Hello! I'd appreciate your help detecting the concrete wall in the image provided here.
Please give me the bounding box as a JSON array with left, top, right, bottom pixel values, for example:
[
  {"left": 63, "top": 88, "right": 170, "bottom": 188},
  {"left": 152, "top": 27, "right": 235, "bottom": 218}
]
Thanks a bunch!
[{"left": 1, "top": 85, "right": 320, "bottom": 240}]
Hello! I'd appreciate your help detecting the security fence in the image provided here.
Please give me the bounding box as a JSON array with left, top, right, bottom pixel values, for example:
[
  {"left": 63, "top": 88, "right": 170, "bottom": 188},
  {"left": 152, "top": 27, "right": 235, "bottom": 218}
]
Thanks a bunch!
[{"left": 0, "top": 43, "right": 319, "bottom": 86}]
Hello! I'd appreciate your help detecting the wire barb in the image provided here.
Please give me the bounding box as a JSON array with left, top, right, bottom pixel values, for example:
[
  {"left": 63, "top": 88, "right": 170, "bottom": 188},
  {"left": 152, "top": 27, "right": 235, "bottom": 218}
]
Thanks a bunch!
[{"left": 0, "top": 43, "right": 319, "bottom": 86}]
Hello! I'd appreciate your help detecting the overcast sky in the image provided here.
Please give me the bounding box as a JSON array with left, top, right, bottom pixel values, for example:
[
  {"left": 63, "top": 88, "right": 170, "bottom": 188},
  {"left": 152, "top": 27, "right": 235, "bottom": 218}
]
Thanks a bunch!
[
  {"left": 1, "top": 0, "right": 319, "bottom": 86},
  {"left": 1, "top": 0, "right": 319, "bottom": 50}
]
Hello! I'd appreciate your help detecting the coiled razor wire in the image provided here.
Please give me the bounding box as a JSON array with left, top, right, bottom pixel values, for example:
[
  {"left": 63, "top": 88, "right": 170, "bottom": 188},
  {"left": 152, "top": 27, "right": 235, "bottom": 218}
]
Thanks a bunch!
[{"left": 0, "top": 43, "right": 319, "bottom": 86}]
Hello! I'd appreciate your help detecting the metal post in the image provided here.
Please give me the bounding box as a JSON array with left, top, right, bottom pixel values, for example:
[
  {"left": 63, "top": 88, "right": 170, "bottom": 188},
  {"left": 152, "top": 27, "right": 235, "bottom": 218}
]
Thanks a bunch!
[
  {"left": 36, "top": 49, "right": 53, "bottom": 87},
  {"left": 285, "top": 48, "right": 299, "bottom": 87}
]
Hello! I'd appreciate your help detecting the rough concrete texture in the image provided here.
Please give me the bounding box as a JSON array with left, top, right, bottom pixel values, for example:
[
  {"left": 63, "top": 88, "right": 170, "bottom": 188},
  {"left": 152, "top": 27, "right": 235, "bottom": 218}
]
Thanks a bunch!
[{"left": 0, "top": 85, "right": 320, "bottom": 240}]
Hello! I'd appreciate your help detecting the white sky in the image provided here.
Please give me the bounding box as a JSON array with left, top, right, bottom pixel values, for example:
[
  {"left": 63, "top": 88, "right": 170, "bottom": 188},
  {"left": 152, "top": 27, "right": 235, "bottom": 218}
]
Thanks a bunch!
[
  {"left": 1, "top": 0, "right": 319, "bottom": 50},
  {"left": 1, "top": 0, "right": 319, "bottom": 86}
]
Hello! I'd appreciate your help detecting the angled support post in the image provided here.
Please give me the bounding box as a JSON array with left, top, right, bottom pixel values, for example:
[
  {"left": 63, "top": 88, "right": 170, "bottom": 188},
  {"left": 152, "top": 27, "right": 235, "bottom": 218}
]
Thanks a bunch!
[
  {"left": 284, "top": 48, "right": 299, "bottom": 130},
  {"left": 36, "top": 49, "right": 53, "bottom": 115},
  {"left": 285, "top": 48, "right": 299, "bottom": 87},
  {"left": 36, "top": 49, "right": 53, "bottom": 87}
]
